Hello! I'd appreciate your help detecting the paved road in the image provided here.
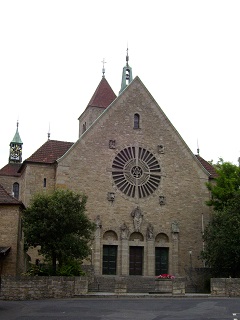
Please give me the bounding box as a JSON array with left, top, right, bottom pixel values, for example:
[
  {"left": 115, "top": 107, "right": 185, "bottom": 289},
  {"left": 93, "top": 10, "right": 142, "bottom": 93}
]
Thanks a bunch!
[{"left": 0, "top": 297, "right": 240, "bottom": 320}]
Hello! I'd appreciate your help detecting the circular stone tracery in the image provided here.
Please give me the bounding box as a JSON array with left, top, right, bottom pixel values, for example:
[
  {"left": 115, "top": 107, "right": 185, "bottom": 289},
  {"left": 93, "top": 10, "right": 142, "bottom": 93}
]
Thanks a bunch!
[{"left": 112, "top": 146, "right": 161, "bottom": 198}]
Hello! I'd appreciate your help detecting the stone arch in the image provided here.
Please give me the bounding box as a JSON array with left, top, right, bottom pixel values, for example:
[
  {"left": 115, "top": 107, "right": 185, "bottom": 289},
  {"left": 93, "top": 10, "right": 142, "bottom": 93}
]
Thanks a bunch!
[
  {"left": 103, "top": 230, "right": 118, "bottom": 241},
  {"left": 129, "top": 232, "right": 144, "bottom": 241},
  {"left": 155, "top": 233, "right": 169, "bottom": 245}
]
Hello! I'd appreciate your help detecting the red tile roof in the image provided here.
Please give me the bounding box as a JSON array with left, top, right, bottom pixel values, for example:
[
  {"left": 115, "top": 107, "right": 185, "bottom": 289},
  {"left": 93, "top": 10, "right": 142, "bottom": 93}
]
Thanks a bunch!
[
  {"left": 0, "top": 184, "right": 23, "bottom": 205},
  {"left": 25, "top": 140, "right": 74, "bottom": 164},
  {"left": 195, "top": 155, "right": 218, "bottom": 179},
  {"left": 0, "top": 163, "right": 21, "bottom": 176},
  {"left": 87, "top": 77, "right": 116, "bottom": 109}
]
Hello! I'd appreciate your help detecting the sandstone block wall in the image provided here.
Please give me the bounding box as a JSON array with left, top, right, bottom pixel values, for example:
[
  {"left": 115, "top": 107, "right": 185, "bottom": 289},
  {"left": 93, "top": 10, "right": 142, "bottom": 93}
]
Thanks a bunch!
[
  {"left": 0, "top": 276, "right": 88, "bottom": 300},
  {"left": 0, "top": 205, "right": 24, "bottom": 275},
  {"left": 211, "top": 278, "right": 240, "bottom": 297}
]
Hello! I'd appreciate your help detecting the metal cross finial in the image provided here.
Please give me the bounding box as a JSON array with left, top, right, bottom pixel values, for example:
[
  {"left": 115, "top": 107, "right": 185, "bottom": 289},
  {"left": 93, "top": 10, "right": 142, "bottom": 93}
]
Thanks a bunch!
[
  {"left": 101, "top": 58, "right": 106, "bottom": 78},
  {"left": 47, "top": 123, "right": 51, "bottom": 140},
  {"left": 126, "top": 47, "right": 129, "bottom": 65}
]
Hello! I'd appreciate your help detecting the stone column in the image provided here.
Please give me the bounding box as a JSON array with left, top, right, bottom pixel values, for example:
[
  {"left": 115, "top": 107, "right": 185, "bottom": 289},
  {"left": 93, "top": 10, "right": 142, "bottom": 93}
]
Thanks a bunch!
[
  {"left": 120, "top": 223, "right": 129, "bottom": 276},
  {"left": 146, "top": 223, "right": 155, "bottom": 276},
  {"left": 146, "top": 239, "right": 155, "bottom": 276},
  {"left": 121, "top": 240, "right": 129, "bottom": 276},
  {"left": 94, "top": 216, "right": 102, "bottom": 275},
  {"left": 171, "top": 221, "right": 179, "bottom": 276}
]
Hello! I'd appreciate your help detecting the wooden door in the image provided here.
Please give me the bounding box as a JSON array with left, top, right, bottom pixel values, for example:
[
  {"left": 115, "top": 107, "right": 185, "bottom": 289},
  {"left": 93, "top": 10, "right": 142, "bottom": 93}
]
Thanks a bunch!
[
  {"left": 129, "top": 246, "right": 143, "bottom": 275},
  {"left": 155, "top": 247, "right": 169, "bottom": 276},
  {"left": 102, "top": 245, "right": 117, "bottom": 275}
]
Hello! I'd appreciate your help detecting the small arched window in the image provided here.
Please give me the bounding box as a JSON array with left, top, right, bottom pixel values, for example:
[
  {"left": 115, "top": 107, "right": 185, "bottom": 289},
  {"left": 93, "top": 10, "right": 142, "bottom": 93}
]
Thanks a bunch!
[
  {"left": 82, "top": 122, "right": 86, "bottom": 133},
  {"left": 13, "top": 182, "right": 19, "bottom": 199},
  {"left": 134, "top": 113, "right": 140, "bottom": 129},
  {"left": 43, "top": 178, "right": 47, "bottom": 188}
]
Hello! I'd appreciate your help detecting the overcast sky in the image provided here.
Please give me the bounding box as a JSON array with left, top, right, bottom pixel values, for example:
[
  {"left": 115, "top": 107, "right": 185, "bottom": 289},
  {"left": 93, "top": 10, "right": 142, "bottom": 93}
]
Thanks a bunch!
[{"left": 0, "top": 0, "right": 240, "bottom": 169}]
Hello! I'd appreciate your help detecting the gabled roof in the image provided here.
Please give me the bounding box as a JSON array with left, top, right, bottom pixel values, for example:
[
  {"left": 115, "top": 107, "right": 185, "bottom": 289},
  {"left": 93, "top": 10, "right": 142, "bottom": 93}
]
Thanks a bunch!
[
  {"left": 87, "top": 77, "right": 116, "bottom": 109},
  {"left": 25, "top": 140, "right": 74, "bottom": 164},
  {"left": 195, "top": 155, "right": 218, "bottom": 179},
  {"left": 0, "top": 184, "right": 23, "bottom": 205},
  {"left": 0, "top": 163, "right": 21, "bottom": 176}
]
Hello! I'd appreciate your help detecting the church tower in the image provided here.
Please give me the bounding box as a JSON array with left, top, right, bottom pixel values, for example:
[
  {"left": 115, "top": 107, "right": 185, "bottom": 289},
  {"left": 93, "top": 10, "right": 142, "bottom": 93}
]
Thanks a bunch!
[
  {"left": 78, "top": 61, "right": 116, "bottom": 137},
  {"left": 9, "top": 121, "right": 23, "bottom": 163},
  {"left": 119, "top": 48, "right": 133, "bottom": 94}
]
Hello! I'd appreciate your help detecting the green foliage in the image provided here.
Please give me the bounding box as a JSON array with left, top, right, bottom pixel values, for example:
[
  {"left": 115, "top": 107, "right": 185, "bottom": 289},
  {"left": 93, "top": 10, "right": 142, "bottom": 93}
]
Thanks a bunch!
[
  {"left": 24, "top": 259, "right": 85, "bottom": 276},
  {"left": 57, "top": 259, "right": 85, "bottom": 276},
  {"left": 202, "top": 193, "right": 240, "bottom": 277},
  {"left": 23, "top": 189, "right": 95, "bottom": 274},
  {"left": 206, "top": 159, "right": 240, "bottom": 211}
]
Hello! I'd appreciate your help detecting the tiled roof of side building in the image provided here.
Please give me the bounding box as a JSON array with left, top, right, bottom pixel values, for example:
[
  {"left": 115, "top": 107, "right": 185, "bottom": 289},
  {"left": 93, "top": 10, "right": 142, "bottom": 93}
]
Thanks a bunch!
[
  {"left": 0, "top": 184, "right": 23, "bottom": 205},
  {"left": 0, "top": 163, "right": 22, "bottom": 176},
  {"left": 195, "top": 154, "right": 218, "bottom": 179},
  {"left": 25, "top": 140, "right": 74, "bottom": 164},
  {"left": 87, "top": 77, "right": 116, "bottom": 109}
]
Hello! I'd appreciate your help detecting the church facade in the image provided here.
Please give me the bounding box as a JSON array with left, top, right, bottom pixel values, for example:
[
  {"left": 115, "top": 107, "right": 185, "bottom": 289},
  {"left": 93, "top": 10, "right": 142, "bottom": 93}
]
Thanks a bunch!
[{"left": 0, "top": 54, "right": 216, "bottom": 277}]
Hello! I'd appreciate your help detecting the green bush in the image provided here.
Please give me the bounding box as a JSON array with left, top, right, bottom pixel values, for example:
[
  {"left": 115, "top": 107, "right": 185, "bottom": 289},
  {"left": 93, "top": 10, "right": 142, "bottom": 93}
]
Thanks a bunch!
[{"left": 24, "top": 259, "right": 85, "bottom": 276}]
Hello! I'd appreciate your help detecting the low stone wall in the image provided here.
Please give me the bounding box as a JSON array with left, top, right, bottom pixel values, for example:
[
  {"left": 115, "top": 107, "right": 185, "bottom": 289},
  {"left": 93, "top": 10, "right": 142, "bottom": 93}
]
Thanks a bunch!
[
  {"left": 0, "top": 276, "right": 88, "bottom": 300},
  {"left": 211, "top": 278, "right": 240, "bottom": 297},
  {"left": 155, "top": 278, "right": 185, "bottom": 295}
]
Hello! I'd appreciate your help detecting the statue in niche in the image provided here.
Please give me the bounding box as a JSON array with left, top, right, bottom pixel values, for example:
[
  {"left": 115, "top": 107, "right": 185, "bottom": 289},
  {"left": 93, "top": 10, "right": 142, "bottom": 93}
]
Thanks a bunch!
[
  {"left": 171, "top": 221, "right": 179, "bottom": 233},
  {"left": 95, "top": 215, "right": 102, "bottom": 237},
  {"left": 131, "top": 206, "right": 143, "bottom": 232},
  {"left": 147, "top": 223, "right": 154, "bottom": 240},
  {"left": 120, "top": 222, "right": 129, "bottom": 240}
]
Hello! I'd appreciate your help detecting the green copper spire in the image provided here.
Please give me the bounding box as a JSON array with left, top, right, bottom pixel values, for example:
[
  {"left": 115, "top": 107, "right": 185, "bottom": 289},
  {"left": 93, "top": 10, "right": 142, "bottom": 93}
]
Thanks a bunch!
[
  {"left": 119, "top": 48, "right": 133, "bottom": 94},
  {"left": 11, "top": 121, "right": 22, "bottom": 144},
  {"left": 9, "top": 121, "right": 23, "bottom": 163}
]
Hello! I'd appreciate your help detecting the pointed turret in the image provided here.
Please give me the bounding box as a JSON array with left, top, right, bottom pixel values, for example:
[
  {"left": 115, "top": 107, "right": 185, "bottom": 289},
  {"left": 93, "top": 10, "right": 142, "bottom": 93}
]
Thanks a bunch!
[
  {"left": 78, "top": 64, "right": 116, "bottom": 137},
  {"left": 119, "top": 48, "right": 133, "bottom": 94},
  {"left": 9, "top": 121, "right": 23, "bottom": 163}
]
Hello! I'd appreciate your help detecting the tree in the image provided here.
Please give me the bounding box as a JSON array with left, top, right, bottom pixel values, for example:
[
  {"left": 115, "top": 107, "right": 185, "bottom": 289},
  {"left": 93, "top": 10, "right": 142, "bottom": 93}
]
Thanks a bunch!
[
  {"left": 206, "top": 159, "right": 240, "bottom": 211},
  {"left": 23, "top": 189, "right": 95, "bottom": 274},
  {"left": 202, "top": 193, "right": 240, "bottom": 277}
]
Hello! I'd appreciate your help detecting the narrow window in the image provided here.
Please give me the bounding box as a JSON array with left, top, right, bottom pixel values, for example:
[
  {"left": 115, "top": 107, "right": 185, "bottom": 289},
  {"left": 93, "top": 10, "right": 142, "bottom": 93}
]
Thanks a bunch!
[
  {"left": 43, "top": 178, "right": 47, "bottom": 188},
  {"left": 82, "top": 122, "right": 86, "bottom": 133},
  {"left": 13, "top": 182, "right": 19, "bottom": 199},
  {"left": 134, "top": 113, "right": 140, "bottom": 129}
]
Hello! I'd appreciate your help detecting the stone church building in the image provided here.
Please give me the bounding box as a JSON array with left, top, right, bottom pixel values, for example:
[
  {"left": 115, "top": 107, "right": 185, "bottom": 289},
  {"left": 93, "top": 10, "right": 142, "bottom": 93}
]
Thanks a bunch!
[{"left": 0, "top": 53, "right": 216, "bottom": 278}]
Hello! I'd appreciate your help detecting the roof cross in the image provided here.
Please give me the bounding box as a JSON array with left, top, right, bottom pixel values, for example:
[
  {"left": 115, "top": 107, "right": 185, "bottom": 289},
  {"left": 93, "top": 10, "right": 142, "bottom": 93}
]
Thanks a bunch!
[{"left": 101, "top": 58, "right": 106, "bottom": 78}]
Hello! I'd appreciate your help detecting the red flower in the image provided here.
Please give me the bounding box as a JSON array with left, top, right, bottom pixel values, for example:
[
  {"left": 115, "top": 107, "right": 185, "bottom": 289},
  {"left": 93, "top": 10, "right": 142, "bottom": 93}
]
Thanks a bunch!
[{"left": 156, "top": 273, "right": 175, "bottom": 279}]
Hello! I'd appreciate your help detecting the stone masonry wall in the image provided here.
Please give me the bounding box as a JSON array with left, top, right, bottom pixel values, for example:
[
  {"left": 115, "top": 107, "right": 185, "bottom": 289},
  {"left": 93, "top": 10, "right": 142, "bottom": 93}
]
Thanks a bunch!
[
  {"left": 211, "top": 278, "right": 240, "bottom": 297},
  {"left": 0, "top": 205, "right": 24, "bottom": 275},
  {"left": 56, "top": 78, "right": 212, "bottom": 277},
  {"left": 0, "top": 276, "right": 88, "bottom": 300}
]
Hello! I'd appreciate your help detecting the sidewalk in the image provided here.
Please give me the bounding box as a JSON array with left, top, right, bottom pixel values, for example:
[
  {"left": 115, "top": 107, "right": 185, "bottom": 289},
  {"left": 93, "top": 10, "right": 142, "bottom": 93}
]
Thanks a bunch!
[{"left": 76, "top": 292, "right": 212, "bottom": 298}]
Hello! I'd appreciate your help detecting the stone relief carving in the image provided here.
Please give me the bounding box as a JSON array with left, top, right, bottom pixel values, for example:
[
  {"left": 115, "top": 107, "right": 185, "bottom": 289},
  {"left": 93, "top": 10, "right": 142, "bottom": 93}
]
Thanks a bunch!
[
  {"left": 147, "top": 223, "right": 154, "bottom": 240},
  {"left": 172, "top": 221, "right": 179, "bottom": 233},
  {"left": 107, "top": 192, "right": 115, "bottom": 202},
  {"left": 159, "top": 195, "right": 166, "bottom": 205},
  {"left": 131, "top": 206, "right": 143, "bottom": 232},
  {"left": 120, "top": 223, "right": 129, "bottom": 240},
  {"left": 158, "top": 144, "right": 165, "bottom": 154},
  {"left": 109, "top": 140, "right": 116, "bottom": 149}
]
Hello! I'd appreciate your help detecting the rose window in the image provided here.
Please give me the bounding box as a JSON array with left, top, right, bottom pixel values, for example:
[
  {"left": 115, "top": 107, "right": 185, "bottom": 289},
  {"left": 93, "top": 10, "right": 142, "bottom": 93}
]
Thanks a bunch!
[{"left": 112, "top": 146, "right": 161, "bottom": 198}]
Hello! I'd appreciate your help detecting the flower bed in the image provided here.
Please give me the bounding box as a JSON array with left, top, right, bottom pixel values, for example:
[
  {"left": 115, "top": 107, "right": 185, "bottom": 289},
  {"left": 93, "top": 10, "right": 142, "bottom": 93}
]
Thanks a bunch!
[{"left": 156, "top": 274, "right": 175, "bottom": 279}]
